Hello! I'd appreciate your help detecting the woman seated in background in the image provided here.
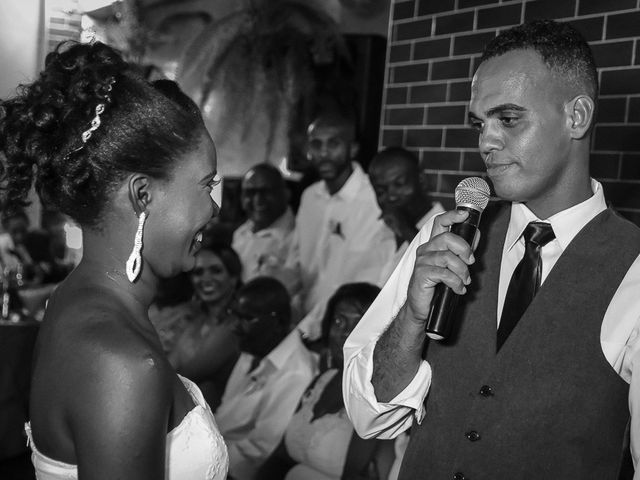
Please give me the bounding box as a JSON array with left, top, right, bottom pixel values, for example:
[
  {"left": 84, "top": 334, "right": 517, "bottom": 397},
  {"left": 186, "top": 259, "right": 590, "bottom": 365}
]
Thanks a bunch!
[
  {"left": 168, "top": 242, "right": 242, "bottom": 411},
  {"left": 148, "top": 272, "right": 196, "bottom": 355},
  {"left": 257, "top": 282, "right": 394, "bottom": 480}
]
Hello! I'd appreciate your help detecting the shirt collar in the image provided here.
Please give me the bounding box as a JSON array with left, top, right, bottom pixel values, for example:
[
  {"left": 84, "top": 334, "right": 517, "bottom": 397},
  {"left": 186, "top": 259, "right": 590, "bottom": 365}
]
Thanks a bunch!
[
  {"left": 254, "top": 208, "right": 295, "bottom": 238},
  {"left": 249, "top": 329, "right": 304, "bottom": 378},
  {"left": 238, "top": 207, "right": 295, "bottom": 238},
  {"left": 505, "top": 178, "right": 607, "bottom": 252},
  {"left": 416, "top": 202, "right": 446, "bottom": 229},
  {"left": 316, "top": 162, "right": 365, "bottom": 201}
]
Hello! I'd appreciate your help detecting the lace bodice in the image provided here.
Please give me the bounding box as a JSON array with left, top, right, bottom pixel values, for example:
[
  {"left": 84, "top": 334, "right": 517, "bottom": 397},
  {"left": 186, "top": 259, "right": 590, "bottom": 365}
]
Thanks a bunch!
[{"left": 25, "top": 375, "right": 228, "bottom": 480}]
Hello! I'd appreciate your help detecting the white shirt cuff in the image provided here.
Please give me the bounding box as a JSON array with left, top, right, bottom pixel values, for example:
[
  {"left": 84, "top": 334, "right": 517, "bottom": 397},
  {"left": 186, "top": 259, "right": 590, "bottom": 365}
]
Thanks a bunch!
[
  {"left": 381, "top": 359, "right": 431, "bottom": 425},
  {"left": 345, "top": 340, "right": 432, "bottom": 438}
]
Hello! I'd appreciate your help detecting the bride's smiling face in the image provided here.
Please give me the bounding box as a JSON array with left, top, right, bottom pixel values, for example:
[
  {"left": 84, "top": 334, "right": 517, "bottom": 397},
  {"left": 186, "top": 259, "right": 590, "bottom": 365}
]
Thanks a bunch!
[{"left": 143, "top": 133, "right": 220, "bottom": 279}]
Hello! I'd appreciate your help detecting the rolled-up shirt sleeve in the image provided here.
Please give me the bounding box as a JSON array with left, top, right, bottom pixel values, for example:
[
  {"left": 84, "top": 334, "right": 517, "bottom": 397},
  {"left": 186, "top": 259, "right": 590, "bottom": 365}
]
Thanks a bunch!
[{"left": 343, "top": 218, "right": 437, "bottom": 440}]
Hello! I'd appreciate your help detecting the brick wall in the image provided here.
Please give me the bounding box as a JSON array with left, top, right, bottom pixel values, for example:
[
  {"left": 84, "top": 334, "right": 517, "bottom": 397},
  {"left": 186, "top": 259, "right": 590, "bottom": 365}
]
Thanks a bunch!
[{"left": 381, "top": 0, "right": 640, "bottom": 226}]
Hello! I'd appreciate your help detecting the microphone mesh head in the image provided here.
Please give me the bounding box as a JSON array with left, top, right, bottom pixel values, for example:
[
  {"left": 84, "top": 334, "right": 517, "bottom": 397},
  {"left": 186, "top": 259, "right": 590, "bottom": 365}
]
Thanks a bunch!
[{"left": 455, "top": 177, "right": 491, "bottom": 212}]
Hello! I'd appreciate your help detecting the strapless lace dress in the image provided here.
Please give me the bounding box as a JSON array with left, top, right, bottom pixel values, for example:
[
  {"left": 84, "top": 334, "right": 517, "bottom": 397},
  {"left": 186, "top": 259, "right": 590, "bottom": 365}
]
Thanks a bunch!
[{"left": 25, "top": 375, "right": 228, "bottom": 480}]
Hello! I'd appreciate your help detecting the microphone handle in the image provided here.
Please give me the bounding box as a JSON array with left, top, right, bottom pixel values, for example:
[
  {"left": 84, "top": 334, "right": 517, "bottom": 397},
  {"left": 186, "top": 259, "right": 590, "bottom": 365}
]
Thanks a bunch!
[{"left": 424, "top": 206, "right": 481, "bottom": 340}]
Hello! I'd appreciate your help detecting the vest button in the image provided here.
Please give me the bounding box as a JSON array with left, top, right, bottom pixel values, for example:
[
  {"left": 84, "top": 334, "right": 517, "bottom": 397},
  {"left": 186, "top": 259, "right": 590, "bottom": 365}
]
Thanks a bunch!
[
  {"left": 453, "top": 473, "right": 466, "bottom": 480},
  {"left": 466, "top": 430, "right": 481, "bottom": 442},
  {"left": 479, "top": 385, "right": 494, "bottom": 396}
]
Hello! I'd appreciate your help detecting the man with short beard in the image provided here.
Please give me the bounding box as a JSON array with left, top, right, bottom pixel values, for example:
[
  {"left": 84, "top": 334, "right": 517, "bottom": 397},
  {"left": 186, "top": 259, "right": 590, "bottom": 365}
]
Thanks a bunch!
[
  {"left": 285, "top": 106, "right": 395, "bottom": 340},
  {"left": 344, "top": 20, "right": 640, "bottom": 479}
]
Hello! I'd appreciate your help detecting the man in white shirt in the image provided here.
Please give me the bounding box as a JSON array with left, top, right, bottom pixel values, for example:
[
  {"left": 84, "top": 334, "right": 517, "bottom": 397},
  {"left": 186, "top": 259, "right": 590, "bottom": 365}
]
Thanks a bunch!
[
  {"left": 368, "top": 147, "right": 445, "bottom": 285},
  {"left": 215, "top": 277, "right": 316, "bottom": 480},
  {"left": 343, "top": 20, "right": 640, "bottom": 480},
  {"left": 285, "top": 107, "right": 395, "bottom": 339},
  {"left": 232, "top": 163, "right": 295, "bottom": 283}
]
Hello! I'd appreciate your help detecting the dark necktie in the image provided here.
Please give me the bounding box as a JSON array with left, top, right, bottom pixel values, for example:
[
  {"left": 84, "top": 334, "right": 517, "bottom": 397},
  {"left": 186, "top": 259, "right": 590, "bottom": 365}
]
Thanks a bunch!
[{"left": 497, "top": 222, "right": 556, "bottom": 351}]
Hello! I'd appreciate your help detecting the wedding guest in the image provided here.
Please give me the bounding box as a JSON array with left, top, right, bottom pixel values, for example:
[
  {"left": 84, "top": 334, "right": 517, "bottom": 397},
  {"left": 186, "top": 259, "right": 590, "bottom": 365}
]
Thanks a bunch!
[
  {"left": 0, "top": 208, "right": 40, "bottom": 285},
  {"left": 257, "top": 282, "right": 395, "bottom": 480},
  {"left": 168, "top": 243, "right": 242, "bottom": 411},
  {"left": 148, "top": 272, "right": 195, "bottom": 355},
  {"left": 285, "top": 105, "right": 395, "bottom": 339},
  {"left": 216, "top": 276, "right": 317, "bottom": 480},
  {"left": 368, "top": 147, "right": 445, "bottom": 284},
  {"left": 232, "top": 163, "right": 295, "bottom": 283},
  {"left": 25, "top": 210, "right": 79, "bottom": 284},
  {"left": 0, "top": 41, "right": 228, "bottom": 478}
]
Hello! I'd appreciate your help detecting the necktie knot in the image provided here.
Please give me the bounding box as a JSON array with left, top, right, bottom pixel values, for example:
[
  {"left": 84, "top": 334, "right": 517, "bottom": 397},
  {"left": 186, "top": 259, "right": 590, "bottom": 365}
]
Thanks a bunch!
[{"left": 523, "top": 222, "right": 555, "bottom": 248}]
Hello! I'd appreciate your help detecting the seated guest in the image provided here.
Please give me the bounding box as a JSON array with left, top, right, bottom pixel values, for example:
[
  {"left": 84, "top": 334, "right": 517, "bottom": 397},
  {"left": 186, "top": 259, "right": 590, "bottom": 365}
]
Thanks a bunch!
[
  {"left": 285, "top": 106, "right": 395, "bottom": 339},
  {"left": 148, "top": 272, "right": 196, "bottom": 355},
  {"left": 0, "top": 210, "right": 81, "bottom": 319},
  {"left": 257, "top": 282, "right": 394, "bottom": 480},
  {"left": 0, "top": 208, "right": 40, "bottom": 285},
  {"left": 232, "top": 163, "right": 295, "bottom": 283},
  {"left": 366, "top": 149, "right": 444, "bottom": 477},
  {"left": 368, "top": 147, "right": 444, "bottom": 284},
  {"left": 168, "top": 243, "right": 242, "bottom": 410},
  {"left": 216, "top": 277, "right": 317, "bottom": 480},
  {"left": 25, "top": 210, "right": 79, "bottom": 284}
]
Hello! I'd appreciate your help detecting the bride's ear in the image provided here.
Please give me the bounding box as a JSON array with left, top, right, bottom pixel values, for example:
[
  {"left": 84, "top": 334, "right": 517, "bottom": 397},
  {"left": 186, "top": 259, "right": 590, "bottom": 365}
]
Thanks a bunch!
[{"left": 127, "top": 174, "right": 152, "bottom": 214}]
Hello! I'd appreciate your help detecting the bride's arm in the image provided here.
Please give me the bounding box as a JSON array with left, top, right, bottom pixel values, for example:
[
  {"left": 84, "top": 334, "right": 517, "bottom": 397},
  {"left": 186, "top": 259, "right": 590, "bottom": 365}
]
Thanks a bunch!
[{"left": 72, "top": 333, "right": 172, "bottom": 480}]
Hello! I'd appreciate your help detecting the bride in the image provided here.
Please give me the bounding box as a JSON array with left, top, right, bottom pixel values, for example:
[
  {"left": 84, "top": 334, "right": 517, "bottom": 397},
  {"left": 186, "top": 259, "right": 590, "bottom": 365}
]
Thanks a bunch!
[{"left": 0, "top": 41, "right": 228, "bottom": 479}]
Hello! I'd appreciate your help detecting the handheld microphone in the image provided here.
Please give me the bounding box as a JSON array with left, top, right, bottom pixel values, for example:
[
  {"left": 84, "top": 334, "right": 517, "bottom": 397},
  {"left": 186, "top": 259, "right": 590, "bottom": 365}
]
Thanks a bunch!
[{"left": 425, "top": 177, "right": 490, "bottom": 341}]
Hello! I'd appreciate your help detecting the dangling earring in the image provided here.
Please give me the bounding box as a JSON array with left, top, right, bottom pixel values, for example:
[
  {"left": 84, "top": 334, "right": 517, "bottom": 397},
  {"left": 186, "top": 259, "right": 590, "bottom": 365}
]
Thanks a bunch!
[{"left": 126, "top": 211, "right": 146, "bottom": 283}]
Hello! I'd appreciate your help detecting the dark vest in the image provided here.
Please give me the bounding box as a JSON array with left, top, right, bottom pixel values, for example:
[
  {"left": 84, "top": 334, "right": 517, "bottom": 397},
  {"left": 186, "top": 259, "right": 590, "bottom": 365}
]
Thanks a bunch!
[{"left": 398, "top": 203, "right": 640, "bottom": 480}]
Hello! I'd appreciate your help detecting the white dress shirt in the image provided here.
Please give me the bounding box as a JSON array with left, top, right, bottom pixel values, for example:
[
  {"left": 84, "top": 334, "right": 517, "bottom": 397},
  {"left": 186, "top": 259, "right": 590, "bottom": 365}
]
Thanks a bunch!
[
  {"left": 232, "top": 208, "right": 295, "bottom": 283},
  {"left": 216, "top": 330, "right": 317, "bottom": 480},
  {"left": 343, "top": 179, "right": 640, "bottom": 476},
  {"left": 377, "top": 202, "right": 446, "bottom": 286},
  {"left": 286, "top": 162, "right": 396, "bottom": 336}
]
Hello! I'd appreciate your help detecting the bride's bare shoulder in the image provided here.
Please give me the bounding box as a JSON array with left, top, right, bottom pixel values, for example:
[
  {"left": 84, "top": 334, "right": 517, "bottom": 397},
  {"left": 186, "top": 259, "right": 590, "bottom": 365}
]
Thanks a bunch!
[{"left": 35, "top": 278, "right": 170, "bottom": 389}]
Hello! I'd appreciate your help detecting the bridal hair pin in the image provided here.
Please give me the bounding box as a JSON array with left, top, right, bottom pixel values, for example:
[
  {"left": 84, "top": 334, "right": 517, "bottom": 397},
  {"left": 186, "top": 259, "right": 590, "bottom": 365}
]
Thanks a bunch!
[
  {"left": 81, "top": 77, "right": 115, "bottom": 143},
  {"left": 81, "top": 103, "right": 106, "bottom": 143},
  {"left": 64, "top": 76, "right": 116, "bottom": 158}
]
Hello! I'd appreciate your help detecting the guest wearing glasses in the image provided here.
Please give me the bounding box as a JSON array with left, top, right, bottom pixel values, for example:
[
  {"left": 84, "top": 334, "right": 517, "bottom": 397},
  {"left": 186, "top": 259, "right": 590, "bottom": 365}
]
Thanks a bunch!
[
  {"left": 257, "top": 282, "right": 395, "bottom": 480},
  {"left": 232, "top": 163, "right": 294, "bottom": 283},
  {"left": 215, "top": 276, "right": 317, "bottom": 480}
]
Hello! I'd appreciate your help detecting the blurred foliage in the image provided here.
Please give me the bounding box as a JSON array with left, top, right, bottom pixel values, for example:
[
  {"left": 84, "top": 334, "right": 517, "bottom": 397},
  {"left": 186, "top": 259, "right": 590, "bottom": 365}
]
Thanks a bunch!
[{"left": 178, "top": 0, "right": 358, "bottom": 163}]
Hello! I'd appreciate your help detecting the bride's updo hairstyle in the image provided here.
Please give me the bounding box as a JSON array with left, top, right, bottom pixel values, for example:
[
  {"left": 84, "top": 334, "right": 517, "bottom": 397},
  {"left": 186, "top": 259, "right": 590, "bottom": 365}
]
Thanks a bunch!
[{"left": 0, "top": 41, "right": 206, "bottom": 228}]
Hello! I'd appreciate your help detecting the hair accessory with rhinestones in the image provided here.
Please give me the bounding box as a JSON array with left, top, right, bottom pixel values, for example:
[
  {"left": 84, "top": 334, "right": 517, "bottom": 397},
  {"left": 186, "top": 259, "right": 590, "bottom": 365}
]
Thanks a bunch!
[{"left": 65, "top": 76, "right": 115, "bottom": 159}]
